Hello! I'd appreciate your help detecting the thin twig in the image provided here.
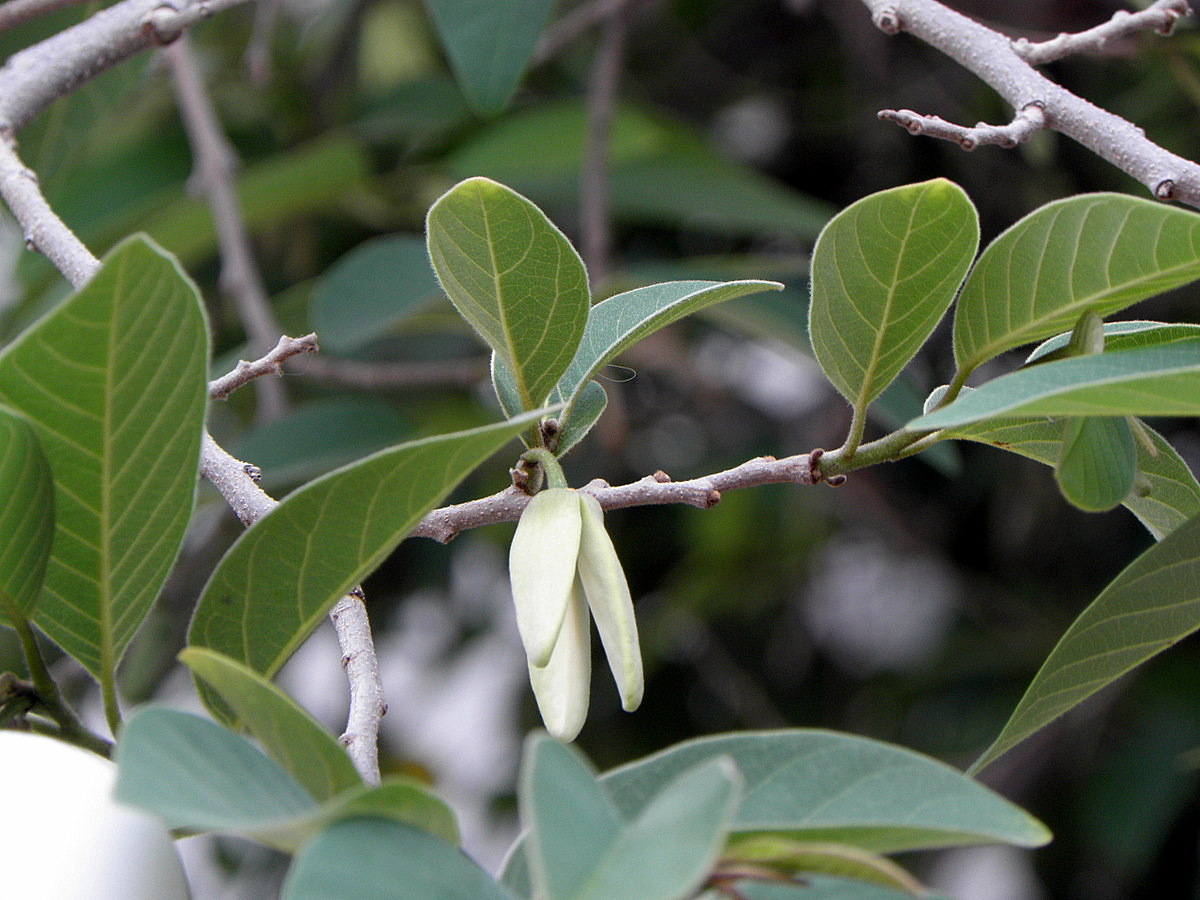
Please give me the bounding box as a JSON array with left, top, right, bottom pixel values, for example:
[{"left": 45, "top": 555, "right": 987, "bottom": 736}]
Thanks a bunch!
[
  {"left": 208, "top": 333, "right": 320, "bottom": 400},
  {"left": 879, "top": 101, "right": 1046, "bottom": 151},
  {"left": 0, "top": 0, "right": 92, "bottom": 33},
  {"left": 534, "top": 0, "right": 649, "bottom": 63},
  {"left": 1014, "top": 0, "right": 1190, "bottom": 66},
  {"left": 0, "top": 0, "right": 255, "bottom": 134},
  {"left": 164, "top": 34, "right": 289, "bottom": 420},
  {"left": 580, "top": 2, "right": 629, "bottom": 286},
  {"left": 862, "top": 0, "right": 1200, "bottom": 208},
  {"left": 413, "top": 454, "right": 820, "bottom": 544}
]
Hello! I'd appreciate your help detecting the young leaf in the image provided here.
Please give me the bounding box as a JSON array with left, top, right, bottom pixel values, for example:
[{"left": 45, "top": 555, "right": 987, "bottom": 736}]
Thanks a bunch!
[
  {"left": 724, "top": 836, "right": 924, "bottom": 896},
  {"left": 521, "top": 734, "right": 741, "bottom": 900},
  {"left": 943, "top": 416, "right": 1200, "bottom": 539},
  {"left": 971, "top": 509, "right": 1200, "bottom": 773},
  {"left": 188, "top": 409, "right": 553, "bottom": 710},
  {"left": 953, "top": 194, "right": 1200, "bottom": 376},
  {"left": 0, "top": 236, "right": 208, "bottom": 683},
  {"left": 179, "top": 648, "right": 362, "bottom": 801},
  {"left": 1027, "top": 321, "right": 1200, "bottom": 364},
  {"left": 601, "top": 730, "right": 1049, "bottom": 852},
  {"left": 310, "top": 779, "right": 459, "bottom": 846},
  {"left": 282, "top": 818, "right": 513, "bottom": 900},
  {"left": 310, "top": 234, "right": 443, "bottom": 353},
  {"left": 0, "top": 407, "right": 54, "bottom": 625},
  {"left": 552, "top": 280, "right": 783, "bottom": 425},
  {"left": 1055, "top": 416, "right": 1136, "bottom": 512},
  {"left": 911, "top": 340, "right": 1200, "bottom": 430},
  {"left": 427, "top": 177, "right": 589, "bottom": 412},
  {"left": 808, "top": 179, "right": 977, "bottom": 412},
  {"left": 424, "top": 0, "right": 555, "bottom": 114}
]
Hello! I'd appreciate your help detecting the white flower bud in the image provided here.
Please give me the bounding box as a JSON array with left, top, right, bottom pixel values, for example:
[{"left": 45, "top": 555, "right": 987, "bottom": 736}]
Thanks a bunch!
[
  {"left": 528, "top": 583, "right": 592, "bottom": 742},
  {"left": 577, "top": 493, "right": 644, "bottom": 712},
  {"left": 509, "top": 488, "right": 582, "bottom": 667}
]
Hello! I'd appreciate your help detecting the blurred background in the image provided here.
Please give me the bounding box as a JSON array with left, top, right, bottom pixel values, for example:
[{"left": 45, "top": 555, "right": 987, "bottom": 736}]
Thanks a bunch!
[{"left": 3, "top": 0, "right": 1200, "bottom": 897}]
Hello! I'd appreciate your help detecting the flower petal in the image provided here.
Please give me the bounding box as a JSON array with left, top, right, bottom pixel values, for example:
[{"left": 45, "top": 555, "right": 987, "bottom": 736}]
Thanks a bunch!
[
  {"left": 528, "top": 583, "right": 592, "bottom": 742},
  {"left": 577, "top": 493, "right": 644, "bottom": 712},
  {"left": 509, "top": 488, "right": 582, "bottom": 666}
]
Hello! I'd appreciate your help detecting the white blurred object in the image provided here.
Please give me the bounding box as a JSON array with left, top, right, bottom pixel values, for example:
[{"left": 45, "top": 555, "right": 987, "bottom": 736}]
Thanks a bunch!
[
  {"left": 804, "top": 534, "right": 959, "bottom": 674},
  {"left": 0, "top": 730, "right": 190, "bottom": 899},
  {"left": 926, "top": 845, "right": 1046, "bottom": 900}
]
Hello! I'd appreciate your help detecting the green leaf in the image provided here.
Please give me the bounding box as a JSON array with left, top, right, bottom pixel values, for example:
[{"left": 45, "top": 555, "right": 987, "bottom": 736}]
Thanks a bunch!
[
  {"left": 115, "top": 707, "right": 318, "bottom": 839},
  {"left": 1027, "top": 321, "right": 1200, "bottom": 364},
  {"left": 808, "top": 179, "right": 977, "bottom": 410},
  {"left": 941, "top": 415, "right": 1200, "bottom": 540},
  {"left": 601, "top": 730, "right": 1049, "bottom": 853},
  {"left": 0, "top": 407, "right": 54, "bottom": 625},
  {"left": 115, "top": 708, "right": 459, "bottom": 852},
  {"left": 427, "top": 177, "right": 589, "bottom": 412},
  {"left": 522, "top": 734, "right": 740, "bottom": 900},
  {"left": 310, "top": 779, "right": 459, "bottom": 846},
  {"left": 282, "top": 818, "right": 513, "bottom": 900},
  {"left": 724, "top": 836, "right": 923, "bottom": 896},
  {"left": 424, "top": 0, "right": 555, "bottom": 114},
  {"left": 1055, "top": 417, "right": 1136, "bottom": 512},
  {"left": 179, "top": 648, "right": 362, "bottom": 801},
  {"left": 0, "top": 236, "right": 208, "bottom": 681},
  {"left": 952, "top": 194, "right": 1200, "bottom": 375},
  {"left": 553, "top": 380, "right": 608, "bottom": 457},
  {"left": 720, "top": 876, "right": 950, "bottom": 900},
  {"left": 911, "top": 341, "right": 1200, "bottom": 429},
  {"left": 971, "top": 509, "right": 1200, "bottom": 773},
  {"left": 188, "top": 409, "right": 552, "bottom": 711},
  {"left": 310, "top": 235, "right": 443, "bottom": 353}
]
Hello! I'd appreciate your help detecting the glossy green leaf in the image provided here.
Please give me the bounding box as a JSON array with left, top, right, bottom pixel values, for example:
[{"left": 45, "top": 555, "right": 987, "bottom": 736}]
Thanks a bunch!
[
  {"left": 522, "top": 734, "right": 740, "bottom": 900},
  {"left": 724, "top": 836, "right": 923, "bottom": 896},
  {"left": 447, "top": 101, "right": 833, "bottom": 239},
  {"left": 115, "top": 707, "right": 318, "bottom": 839},
  {"left": 972, "top": 509, "right": 1200, "bottom": 773},
  {"left": 1054, "top": 417, "right": 1137, "bottom": 512},
  {"left": 188, "top": 409, "right": 552, "bottom": 707},
  {"left": 282, "top": 818, "right": 512, "bottom": 900},
  {"left": 601, "top": 730, "right": 1048, "bottom": 853},
  {"left": 0, "top": 236, "right": 208, "bottom": 680},
  {"left": 310, "top": 235, "right": 443, "bottom": 353},
  {"left": 0, "top": 407, "right": 54, "bottom": 625},
  {"left": 912, "top": 340, "right": 1200, "bottom": 430},
  {"left": 1027, "top": 321, "right": 1200, "bottom": 364},
  {"left": 179, "top": 648, "right": 361, "bottom": 801},
  {"left": 425, "top": 0, "right": 555, "bottom": 114},
  {"left": 953, "top": 194, "right": 1200, "bottom": 375},
  {"left": 808, "top": 179, "right": 977, "bottom": 409},
  {"left": 427, "top": 177, "right": 589, "bottom": 412},
  {"left": 941, "top": 414, "right": 1200, "bottom": 540}
]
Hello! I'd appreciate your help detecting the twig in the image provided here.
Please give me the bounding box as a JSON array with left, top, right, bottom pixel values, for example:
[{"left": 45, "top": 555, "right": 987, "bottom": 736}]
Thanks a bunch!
[
  {"left": 579, "top": 1, "right": 629, "bottom": 286},
  {"left": 164, "top": 34, "right": 289, "bottom": 420},
  {"left": 0, "top": 0, "right": 92, "bottom": 34},
  {"left": 1013, "top": 0, "right": 1190, "bottom": 66},
  {"left": 413, "top": 454, "right": 820, "bottom": 543},
  {"left": 208, "top": 333, "right": 320, "bottom": 400},
  {"left": 879, "top": 102, "right": 1046, "bottom": 151},
  {"left": 199, "top": 432, "right": 385, "bottom": 783},
  {"left": 534, "top": 0, "right": 649, "bottom": 63},
  {"left": 0, "top": 0, "right": 255, "bottom": 134},
  {"left": 863, "top": 0, "right": 1200, "bottom": 208},
  {"left": 243, "top": 0, "right": 283, "bottom": 82}
]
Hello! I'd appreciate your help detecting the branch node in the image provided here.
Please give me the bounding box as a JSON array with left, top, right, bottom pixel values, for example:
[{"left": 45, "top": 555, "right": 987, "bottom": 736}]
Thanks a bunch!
[
  {"left": 872, "top": 6, "right": 901, "bottom": 34},
  {"left": 652, "top": 470, "right": 672, "bottom": 483},
  {"left": 242, "top": 463, "right": 261, "bottom": 481},
  {"left": 142, "top": 5, "right": 186, "bottom": 45},
  {"left": 825, "top": 474, "right": 848, "bottom": 487},
  {"left": 1156, "top": 178, "right": 1177, "bottom": 200},
  {"left": 704, "top": 489, "right": 722, "bottom": 507}
]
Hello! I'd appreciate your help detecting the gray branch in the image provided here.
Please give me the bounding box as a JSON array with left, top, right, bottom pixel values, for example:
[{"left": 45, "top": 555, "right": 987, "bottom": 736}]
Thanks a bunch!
[
  {"left": 1014, "top": 0, "right": 1190, "bottom": 66},
  {"left": 862, "top": 0, "right": 1200, "bottom": 207},
  {"left": 879, "top": 102, "right": 1046, "bottom": 150}
]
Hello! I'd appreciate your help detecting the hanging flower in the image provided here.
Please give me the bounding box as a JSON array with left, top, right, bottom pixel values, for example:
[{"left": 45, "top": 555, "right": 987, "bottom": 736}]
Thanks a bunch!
[{"left": 509, "top": 487, "right": 644, "bottom": 741}]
